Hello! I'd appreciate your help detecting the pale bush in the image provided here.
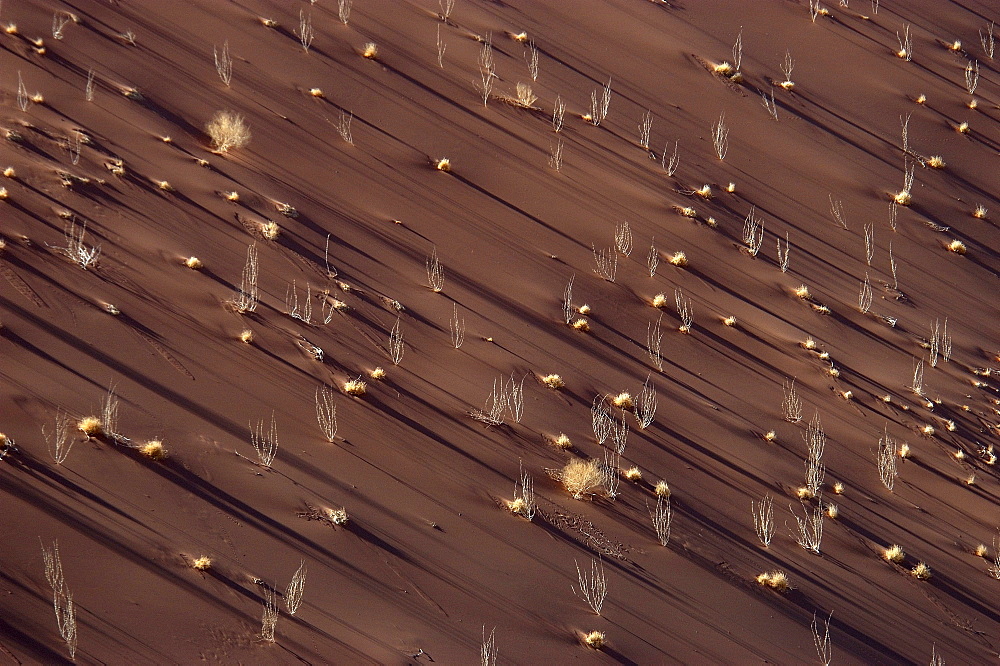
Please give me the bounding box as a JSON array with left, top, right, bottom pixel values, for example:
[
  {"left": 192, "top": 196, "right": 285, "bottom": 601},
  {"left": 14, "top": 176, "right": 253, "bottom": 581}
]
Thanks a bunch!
[{"left": 206, "top": 110, "right": 250, "bottom": 152}]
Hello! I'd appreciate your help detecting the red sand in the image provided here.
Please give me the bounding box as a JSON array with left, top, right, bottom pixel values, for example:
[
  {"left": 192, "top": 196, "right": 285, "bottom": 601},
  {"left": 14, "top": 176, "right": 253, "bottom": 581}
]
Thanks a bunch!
[{"left": 1, "top": 0, "right": 999, "bottom": 663}]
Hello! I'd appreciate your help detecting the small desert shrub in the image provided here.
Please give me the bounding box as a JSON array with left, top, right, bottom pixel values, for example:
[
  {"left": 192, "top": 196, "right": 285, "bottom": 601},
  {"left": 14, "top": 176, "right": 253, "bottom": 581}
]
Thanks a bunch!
[
  {"left": 192, "top": 556, "right": 212, "bottom": 571},
  {"left": 309, "top": 87, "right": 324, "bottom": 97},
  {"left": 369, "top": 367, "right": 386, "bottom": 380},
  {"left": 756, "top": 571, "right": 790, "bottom": 592},
  {"left": 577, "top": 304, "right": 591, "bottom": 315},
  {"left": 184, "top": 256, "right": 203, "bottom": 269},
  {"left": 140, "top": 440, "right": 167, "bottom": 460},
  {"left": 654, "top": 480, "right": 670, "bottom": 497},
  {"left": 832, "top": 482, "right": 845, "bottom": 494},
  {"left": 239, "top": 329, "right": 253, "bottom": 344},
  {"left": 362, "top": 42, "right": 378, "bottom": 59},
  {"left": 911, "top": 562, "right": 931, "bottom": 579},
  {"left": 926, "top": 155, "right": 945, "bottom": 168},
  {"left": 260, "top": 221, "right": 280, "bottom": 240},
  {"left": 583, "top": 631, "right": 605, "bottom": 649},
  {"left": 2, "top": 167, "right": 14, "bottom": 178},
  {"left": 571, "top": 318, "right": 590, "bottom": 332},
  {"left": 883, "top": 544, "right": 905, "bottom": 563},
  {"left": 541, "top": 374, "right": 565, "bottom": 389},
  {"left": 328, "top": 507, "right": 349, "bottom": 525},
  {"left": 825, "top": 503, "right": 838, "bottom": 519},
  {"left": 956, "top": 121, "right": 970, "bottom": 134},
  {"left": 652, "top": 293, "right": 668, "bottom": 308},
  {"left": 921, "top": 425, "right": 935, "bottom": 436},
  {"left": 974, "top": 544, "right": 988, "bottom": 557},
  {"left": 623, "top": 466, "right": 642, "bottom": 482},
  {"left": 77, "top": 416, "right": 102, "bottom": 436},
  {"left": 552, "top": 433, "right": 572, "bottom": 450},
  {"left": 794, "top": 285, "right": 811, "bottom": 299},
  {"left": 435, "top": 157, "right": 451, "bottom": 172},
  {"left": 973, "top": 205, "right": 988, "bottom": 219},
  {"left": 674, "top": 205, "right": 696, "bottom": 218},
  {"left": 611, "top": 392, "right": 633, "bottom": 409},
  {"left": 343, "top": 378, "right": 367, "bottom": 395},
  {"left": 223, "top": 190, "right": 239, "bottom": 202},
  {"left": 205, "top": 111, "right": 251, "bottom": 153},
  {"left": 915, "top": 93, "right": 927, "bottom": 104},
  {"left": 560, "top": 459, "right": 603, "bottom": 499},
  {"left": 947, "top": 240, "right": 966, "bottom": 254},
  {"left": 722, "top": 315, "right": 737, "bottom": 327},
  {"left": 802, "top": 337, "right": 817, "bottom": 350},
  {"left": 763, "top": 430, "right": 776, "bottom": 442},
  {"left": 668, "top": 251, "right": 688, "bottom": 267}
]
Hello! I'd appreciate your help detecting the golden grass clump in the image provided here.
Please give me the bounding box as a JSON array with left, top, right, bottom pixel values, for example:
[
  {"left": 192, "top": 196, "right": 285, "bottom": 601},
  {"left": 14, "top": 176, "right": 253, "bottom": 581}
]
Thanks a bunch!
[
  {"left": 577, "top": 304, "right": 591, "bottom": 315},
  {"left": 827, "top": 366, "right": 840, "bottom": 378},
  {"left": 756, "top": 571, "right": 790, "bottom": 592},
  {"left": 893, "top": 189, "right": 912, "bottom": 206},
  {"left": 956, "top": 121, "right": 970, "bottom": 134},
  {"left": 157, "top": 180, "right": 173, "bottom": 191},
  {"left": 509, "top": 31, "right": 529, "bottom": 43},
  {"left": 825, "top": 503, "right": 839, "bottom": 519},
  {"left": 911, "top": 562, "right": 931, "bottom": 579},
  {"left": 654, "top": 480, "right": 670, "bottom": 498},
  {"left": 795, "top": 486, "right": 815, "bottom": 500},
  {"left": 309, "top": 88, "right": 324, "bottom": 97},
  {"left": 833, "top": 481, "right": 845, "bottom": 494},
  {"left": 571, "top": 318, "right": 590, "bottom": 332},
  {"left": 435, "top": 157, "right": 451, "bottom": 172},
  {"left": 914, "top": 93, "right": 926, "bottom": 104},
  {"left": 973, "top": 205, "right": 988, "bottom": 219},
  {"left": 552, "top": 433, "right": 572, "bottom": 450},
  {"left": 883, "top": 544, "right": 905, "bottom": 563},
  {"left": 140, "top": 440, "right": 167, "bottom": 460},
  {"left": 926, "top": 155, "right": 945, "bottom": 168},
  {"left": 722, "top": 315, "right": 737, "bottom": 327},
  {"left": 223, "top": 190, "right": 239, "bottom": 202},
  {"left": 652, "top": 293, "right": 668, "bottom": 308},
  {"left": 369, "top": 367, "right": 386, "bottom": 380},
  {"left": 327, "top": 507, "right": 349, "bottom": 525},
  {"left": 192, "top": 556, "right": 212, "bottom": 571},
  {"left": 239, "top": 329, "right": 253, "bottom": 344},
  {"left": 668, "top": 251, "right": 688, "bottom": 267},
  {"left": 802, "top": 337, "right": 817, "bottom": 350},
  {"left": 362, "top": 42, "right": 378, "bottom": 59},
  {"left": 921, "top": 424, "right": 935, "bottom": 436},
  {"left": 2, "top": 167, "right": 14, "bottom": 178},
  {"left": 541, "top": 374, "right": 565, "bottom": 389},
  {"left": 77, "top": 416, "right": 102, "bottom": 436},
  {"left": 841, "top": 390, "right": 853, "bottom": 401},
  {"left": 713, "top": 62, "right": 734, "bottom": 75},
  {"left": 623, "top": 466, "right": 642, "bottom": 482},
  {"left": 343, "top": 378, "right": 367, "bottom": 395},
  {"left": 724, "top": 182, "right": 736, "bottom": 193},
  {"left": 946, "top": 239, "right": 966, "bottom": 254},
  {"left": 974, "top": 543, "right": 988, "bottom": 557},
  {"left": 560, "top": 459, "right": 603, "bottom": 499},
  {"left": 205, "top": 110, "right": 251, "bottom": 153},
  {"left": 583, "top": 631, "right": 605, "bottom": 649},
  {"left": 674, "top": 205, "right": 697, "bottom": 218},
  {"left": 611, "top": 392, "right": 633, "bottom": 409},
  {"left": 184, "top": 256, "right": 203, "bottom": 270},
  {"left": 260, "top": 221, "right": 281, "bottom": 240},
  {"left": 694, "top": 184, "right": 712, "bottom": 199},
  {"left": 898, "top": 443, "right": 911, "bottom": 459},
  {"left": 763, "top": 430, "right": 776, "bottom": 442},
  {"left": 506, "top": 497, "right": 529, "bottom": 517},
  {"left": 793, "top": 285, "right": 810, "bottom": 300}
]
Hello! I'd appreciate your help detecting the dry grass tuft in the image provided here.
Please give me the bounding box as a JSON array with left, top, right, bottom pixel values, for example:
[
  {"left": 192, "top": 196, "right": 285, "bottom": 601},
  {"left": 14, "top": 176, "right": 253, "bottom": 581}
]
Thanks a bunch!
[
  {"left": 361, "top": 42, "right": 378, "bottom": 59},
  {"left": 184, "top": 256, "right": 203, "bottom": 270},
  {"left": 763, "top": 430, "right": 776, "bottom": 442},
  {"left": 559, "top": 459, "right": 603, "bottom": 499},
  {"left": 343, "top": 378, "right": 367, "bottom": 395},
  {"left": 541, "top": 374, "right": 565, "bottom": 389},
  {"left": 926, "top": 155, "right": 945, "bottom": 168},
  {"left": 140, "top": 440, "right": 167, "bottom": 460},
  {"left": 552, "top": 433, "right": 572, "bottom": 450},
  {"left": 946, "top": 239, "right": 966, "bottom": 254},
  {"left": 722, "top": 315, "right": 737, "bottom": 327},
  {"left": 668, "top": 251, "right": 688, "bottom": 267},
  {"left": 369, "top": 367, "right": 386, "bottom": 380},
  {"left": 2, "top": 167, "right": 14, "bottom": 178},
  {"left": 239, "top": 329, "right": 253, "bottom": 344},
  {"left": 571, "top": 318, "right": 590, "bottom": 332},
  {"left": 192, "top": 556, "right": 212, "bottom": 571},
  {"left": 623, "top": 466, "right": 642, "bottom": 482},
  {"left": 435, "top": 157, "right": 451, "bottom": 172},
  {"left": 825, "top": 503, "right": 839, "bottom": 519},
  {"left": 260, "top": 221, "right": 281, "bottom": 240},
  {"left": 652, "top": 293, "right": 668, "bottom": 308},
  {"left": 794, "top": 285, "right": 811, "bottom": 300},
  {"left": 77, "top": 416, "right": 102, "bottom": 436},
  {"left": 611, "top": 392, "right": 633, "bottom": 409},
  {"left": 756, "top": 571, "right": 790, "bottom": 591},
  {"left": 973, "top": 205, "right": 988, "bottom": 219},
  {"left": 883, "top": 544, "right": 905, "bottom": 563},
  {"left": 956, "top": 121, "right": 970, "bottom": 134},
  {"left": 205, "top": 111, "right": 251, "bottom": 153},
  {"left": 654, "top": 480, "right": 670, "bottom": 497},
  {"left": 975, "top": 543, "right": 988, "bottom": 557},
  {"left": 583, "top": 631, "right": 605, "bottom": 649},
  {"left": 673, "top": 205, "right": 697, "bottom": 218},
  {"left": 911, "top": 562, "right": 931, "bottom": 579}
]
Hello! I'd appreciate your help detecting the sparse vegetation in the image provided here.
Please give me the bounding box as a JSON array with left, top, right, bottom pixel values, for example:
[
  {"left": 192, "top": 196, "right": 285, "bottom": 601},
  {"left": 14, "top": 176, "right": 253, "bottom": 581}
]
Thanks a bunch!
[{"left": 206, "top": 111, "right": 251, "bottom": 153}]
